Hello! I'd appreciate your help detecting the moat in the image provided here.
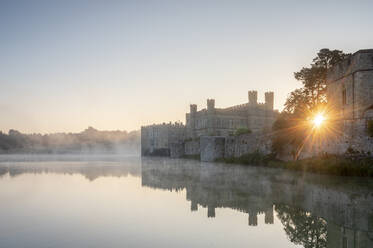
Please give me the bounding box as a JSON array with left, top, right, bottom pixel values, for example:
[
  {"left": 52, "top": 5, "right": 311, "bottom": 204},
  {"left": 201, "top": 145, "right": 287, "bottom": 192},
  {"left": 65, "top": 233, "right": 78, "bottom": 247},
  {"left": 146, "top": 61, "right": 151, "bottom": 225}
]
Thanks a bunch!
[{"left": 0, "top": 154, "right": 372, "bottom": 248}]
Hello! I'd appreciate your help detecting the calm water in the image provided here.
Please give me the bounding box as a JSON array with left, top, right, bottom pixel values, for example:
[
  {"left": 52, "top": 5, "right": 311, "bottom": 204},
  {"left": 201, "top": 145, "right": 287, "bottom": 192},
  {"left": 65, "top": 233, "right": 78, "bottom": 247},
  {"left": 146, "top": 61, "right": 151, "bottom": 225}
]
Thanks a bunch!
[{"left": 0, "top": 155, "right": 372, "bottom": 248}]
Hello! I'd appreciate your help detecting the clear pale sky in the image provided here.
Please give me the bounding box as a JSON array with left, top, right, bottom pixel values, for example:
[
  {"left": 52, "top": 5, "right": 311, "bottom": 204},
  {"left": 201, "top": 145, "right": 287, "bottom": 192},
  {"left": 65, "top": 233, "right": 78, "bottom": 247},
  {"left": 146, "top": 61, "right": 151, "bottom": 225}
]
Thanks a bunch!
[{"left": 1, "top": 0, "right": 372, "bottom": 134}]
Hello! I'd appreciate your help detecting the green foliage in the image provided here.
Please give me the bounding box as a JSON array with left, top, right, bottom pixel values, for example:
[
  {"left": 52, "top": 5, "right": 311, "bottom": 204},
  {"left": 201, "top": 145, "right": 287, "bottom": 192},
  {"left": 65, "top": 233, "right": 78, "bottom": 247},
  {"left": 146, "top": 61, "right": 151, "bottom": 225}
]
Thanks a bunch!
[
  {"left": 271, "top": 112, "right": 307, "bottom": 157},
  {"left": 221, "top": 152, "right": 373, "bottom": 177},
  {"left": 367, "top": 120, "right": 373, "bottom": 137},
  {"left": 182, "top": 154, "right": 200, "bottom": 160},
  {"left": 234, "top": 128, "right": 252, "bottom": 136},
  {"left": 283, "top": 88, "right": 311, "bottom": 116},
  {"left": 273, "top": 49, "right": 349, "bottom": 158},
  {"left": 184, "top": 137, "right": 200, "bottom": 142},
  {"left": 276, "top": 204, "right": 327, "bottom": 248},
  {"left": 285, "top": 49, "right": 349, "bottom": 114},
  {"left": 222, "top": 151, "right": 279, "bottom": 166},
  {"left": 0, "top": 127, "right": 140, "bottom": 154}
]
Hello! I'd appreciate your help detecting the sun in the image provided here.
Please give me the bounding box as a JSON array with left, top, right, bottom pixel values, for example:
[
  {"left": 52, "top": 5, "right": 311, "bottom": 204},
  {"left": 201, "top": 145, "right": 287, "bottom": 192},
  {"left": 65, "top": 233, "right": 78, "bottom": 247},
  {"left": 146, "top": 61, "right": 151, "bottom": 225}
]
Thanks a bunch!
[{"left": 312, "top": 114, "right": 325, "bottom": 128}]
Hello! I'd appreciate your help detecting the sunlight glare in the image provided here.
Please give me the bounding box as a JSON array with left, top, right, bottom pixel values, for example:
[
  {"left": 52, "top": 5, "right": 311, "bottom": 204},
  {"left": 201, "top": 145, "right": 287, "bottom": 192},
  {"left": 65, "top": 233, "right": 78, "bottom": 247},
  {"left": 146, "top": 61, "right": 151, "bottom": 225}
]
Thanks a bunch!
[{"left": 312, "top": 114, "right": 325, "bottom": 128}]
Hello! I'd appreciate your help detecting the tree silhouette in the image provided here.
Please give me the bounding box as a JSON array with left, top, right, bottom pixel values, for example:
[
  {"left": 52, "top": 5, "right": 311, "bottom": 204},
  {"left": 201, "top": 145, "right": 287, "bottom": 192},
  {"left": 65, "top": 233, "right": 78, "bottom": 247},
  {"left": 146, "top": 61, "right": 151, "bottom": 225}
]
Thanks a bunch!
[{"left": 276, "top": 204, "right": 327, "bottom": 248}]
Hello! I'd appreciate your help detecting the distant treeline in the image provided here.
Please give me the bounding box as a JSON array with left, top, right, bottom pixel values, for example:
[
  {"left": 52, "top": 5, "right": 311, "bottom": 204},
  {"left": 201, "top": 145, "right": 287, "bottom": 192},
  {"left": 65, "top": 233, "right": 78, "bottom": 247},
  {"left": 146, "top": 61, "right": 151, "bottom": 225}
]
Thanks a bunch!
[{"left": 0, "top": 127, "right": 140, "bottom": 154}]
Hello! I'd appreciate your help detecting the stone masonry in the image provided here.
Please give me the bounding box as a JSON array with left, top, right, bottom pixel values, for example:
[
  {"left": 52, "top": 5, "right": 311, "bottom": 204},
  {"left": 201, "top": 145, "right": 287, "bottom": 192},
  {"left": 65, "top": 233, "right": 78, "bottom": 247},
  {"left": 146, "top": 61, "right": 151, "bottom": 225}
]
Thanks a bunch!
[
  {"left": 142, "top": 90, "right": 277, "bottom": 157},
  {"left": 186, "top": 91, "right": 278, "bottom": 138},
  {"left": 141, "top": 122, "right": 185, "bottom": 156},
  {"left": 313, "top": 49, "right": 373, "bottom": 155},
  {"left": 141, "top": 49, "right": 373, "bottom": 160}
]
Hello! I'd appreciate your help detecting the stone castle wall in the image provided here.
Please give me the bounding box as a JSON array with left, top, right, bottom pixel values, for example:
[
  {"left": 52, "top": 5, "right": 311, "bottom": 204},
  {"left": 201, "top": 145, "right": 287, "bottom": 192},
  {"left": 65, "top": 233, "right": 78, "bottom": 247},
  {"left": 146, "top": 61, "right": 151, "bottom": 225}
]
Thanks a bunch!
[
  {"left": 141, "top": 50, "right": 373, "bottom": 159},
  {"left": 141, "top": 123, "right": 185, "bottom": 156},
  {"left": 225, "top": 133, "right": 272, "bottom": 158},
  {"left": 184, "top": 140, "right": 200, "bottom": 156},
  {"left": 200, "top": 136, "right": 225, "bottom": 162},
  {"left": 168, "top": 133, "right": 272, "bottom": 161},
  {"left": 317, "top": 49, "right": 373, "bottom": 155},
  {"left": 186, "top": 91, "right": 277, "bottom": 138}
]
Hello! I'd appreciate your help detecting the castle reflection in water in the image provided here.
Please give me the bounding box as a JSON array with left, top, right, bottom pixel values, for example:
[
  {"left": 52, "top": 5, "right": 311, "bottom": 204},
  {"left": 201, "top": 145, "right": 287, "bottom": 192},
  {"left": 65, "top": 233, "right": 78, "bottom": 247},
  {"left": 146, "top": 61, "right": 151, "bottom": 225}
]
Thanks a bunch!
[
  {"left": 0, "top": 155, "right": 372, "bottom": 248},
  {"left": 141, "top": 158, "right": 373, "bottom": 248}
]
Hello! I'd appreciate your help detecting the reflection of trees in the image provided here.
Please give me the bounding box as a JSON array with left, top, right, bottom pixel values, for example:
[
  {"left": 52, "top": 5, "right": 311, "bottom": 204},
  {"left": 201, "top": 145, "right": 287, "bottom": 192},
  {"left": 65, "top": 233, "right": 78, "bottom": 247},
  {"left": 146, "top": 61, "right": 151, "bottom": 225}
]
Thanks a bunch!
[
  {"left": 0, "top": 158, "right": 141, "bottom": 181},
  {"left": 276, "top": 204, "right": 327, "bottom": 248}
]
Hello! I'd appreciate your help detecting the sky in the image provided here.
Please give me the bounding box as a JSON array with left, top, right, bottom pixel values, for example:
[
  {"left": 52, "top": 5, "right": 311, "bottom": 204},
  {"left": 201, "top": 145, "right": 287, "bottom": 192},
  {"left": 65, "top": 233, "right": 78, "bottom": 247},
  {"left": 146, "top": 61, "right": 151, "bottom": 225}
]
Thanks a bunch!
[{"left": 1, "top": 0, "right": 372, "bottom": 134}]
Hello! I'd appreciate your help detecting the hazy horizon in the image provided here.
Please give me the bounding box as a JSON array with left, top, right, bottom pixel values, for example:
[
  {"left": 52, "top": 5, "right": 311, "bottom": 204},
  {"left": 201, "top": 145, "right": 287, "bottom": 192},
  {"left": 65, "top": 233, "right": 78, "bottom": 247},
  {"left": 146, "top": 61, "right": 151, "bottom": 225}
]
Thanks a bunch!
[{"left": 1, "top": 0, "right": 373, "bottom": 133}]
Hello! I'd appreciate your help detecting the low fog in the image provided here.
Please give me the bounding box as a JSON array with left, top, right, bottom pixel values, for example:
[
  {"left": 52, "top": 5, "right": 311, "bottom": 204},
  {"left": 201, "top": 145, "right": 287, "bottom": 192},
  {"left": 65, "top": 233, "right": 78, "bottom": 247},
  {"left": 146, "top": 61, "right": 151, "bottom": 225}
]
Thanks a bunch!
[{"left": 0, "top": 127, "right": 140, "bottom": 155}]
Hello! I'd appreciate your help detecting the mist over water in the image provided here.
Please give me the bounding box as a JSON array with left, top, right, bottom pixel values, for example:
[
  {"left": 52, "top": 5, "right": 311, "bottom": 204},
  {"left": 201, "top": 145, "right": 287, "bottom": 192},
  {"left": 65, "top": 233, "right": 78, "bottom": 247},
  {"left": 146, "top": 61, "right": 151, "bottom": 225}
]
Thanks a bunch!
[
  {"left": 0, "top": 127, "right": 140, "bottom": 155},
  {"left": 0, "top": 155, "right": 372, "bottom": 248}
]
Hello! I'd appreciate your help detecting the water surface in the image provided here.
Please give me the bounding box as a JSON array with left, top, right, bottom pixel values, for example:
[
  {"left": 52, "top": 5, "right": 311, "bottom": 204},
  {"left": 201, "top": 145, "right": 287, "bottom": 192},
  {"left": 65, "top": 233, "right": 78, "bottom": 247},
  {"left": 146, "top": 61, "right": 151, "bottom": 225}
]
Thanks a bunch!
[{"left": 0, "top": 154, "right": 372, "bottom": 248}]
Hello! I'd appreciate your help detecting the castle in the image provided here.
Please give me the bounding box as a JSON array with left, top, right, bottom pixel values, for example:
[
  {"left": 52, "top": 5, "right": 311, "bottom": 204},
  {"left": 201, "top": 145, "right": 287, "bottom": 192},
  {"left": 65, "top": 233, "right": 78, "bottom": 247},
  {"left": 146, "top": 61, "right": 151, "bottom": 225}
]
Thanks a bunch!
[
  {"left": 141, "top": 49, "right": 373, "bottom": 159},
  {"left": 303, "top": 49, "right": 373, "bottom": 156},
  {"left": 186, "top": 91, "right": 277, "bottom": 137},
  {"left": 141, "top": 91, "right": 278, "bottom": 156},
  {"left": 141, "top": 122, "right": 185, "bottom": 156}
]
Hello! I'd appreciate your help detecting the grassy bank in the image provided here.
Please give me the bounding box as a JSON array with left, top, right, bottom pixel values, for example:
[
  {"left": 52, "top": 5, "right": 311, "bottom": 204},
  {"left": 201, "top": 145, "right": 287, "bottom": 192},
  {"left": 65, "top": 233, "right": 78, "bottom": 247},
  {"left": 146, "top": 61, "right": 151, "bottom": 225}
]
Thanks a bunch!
[{"left": 218, "top": 152, "right": 373, "bottom": 177}]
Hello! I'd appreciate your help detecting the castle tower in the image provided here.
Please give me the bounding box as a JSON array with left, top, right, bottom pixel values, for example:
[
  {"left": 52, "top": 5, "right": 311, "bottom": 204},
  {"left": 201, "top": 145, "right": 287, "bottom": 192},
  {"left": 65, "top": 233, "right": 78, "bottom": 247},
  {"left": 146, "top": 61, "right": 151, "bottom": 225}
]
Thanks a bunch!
[
  {"left": 265, "top": 92, "right": 274, "bottom": 110},
  {"left": 248, "top": 212, "right": 258, "bottom": 226},
  {"left": 327, "top": 49, "right": 373, "bottom": 120},
  {"left": 189, "top": 104, "right": 197, "bottom": 138},
  {"left": 265, "top": 206, "right": 274, "bottom": 224},
  {"left": 248, "top": 91, "right": 258, "bottom": 105},
  {"left": 207, "top": 99, "right": 215, "bottom": 112},
  {"left": 207, "top": 99, "right": 215, "bottom": 135},
  {"left": 208, "top": 206, "right": 216, "bottom": 218},
  {"left": 190, "top": 104, "right": 197, "bottom": 114},
  {"left": 191, "top": 201, "right": 198, "bottom": 212}
]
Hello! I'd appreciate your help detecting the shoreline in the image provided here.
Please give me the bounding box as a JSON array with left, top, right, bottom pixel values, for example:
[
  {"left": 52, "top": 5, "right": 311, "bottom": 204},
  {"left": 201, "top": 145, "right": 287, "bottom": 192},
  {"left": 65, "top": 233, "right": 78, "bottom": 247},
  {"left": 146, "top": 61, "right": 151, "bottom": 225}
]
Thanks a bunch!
[{"left": 214, "top": 152, "right": 373, "bottom": 177}]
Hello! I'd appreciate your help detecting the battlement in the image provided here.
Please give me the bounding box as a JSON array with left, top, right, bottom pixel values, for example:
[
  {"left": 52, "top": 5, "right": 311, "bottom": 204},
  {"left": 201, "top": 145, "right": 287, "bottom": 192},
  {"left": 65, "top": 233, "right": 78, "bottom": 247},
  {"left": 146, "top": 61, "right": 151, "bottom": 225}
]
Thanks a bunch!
[
  {"left": 248, "top": 91, "right": 258, "bottom": 105},
  {"left": 143, "top": 89, "right": 277, "bottom": 151},
  {"left": 141, "top": 121, "right": 185, "bottom": 129},
  {"left": 327, "top": 49, "right": 373, "bottom": 83},
  {"left": 190, "top": 104, "right": 197, "bottom": 114},
  {"left": 222, "top": 103, "right": 249, "bottom": 112},
  {"left": 265, "top": 91, "right": 274, "bottom": 110},
  {"left": 207, "top": 99, "right": 215, "bottom": 111}
]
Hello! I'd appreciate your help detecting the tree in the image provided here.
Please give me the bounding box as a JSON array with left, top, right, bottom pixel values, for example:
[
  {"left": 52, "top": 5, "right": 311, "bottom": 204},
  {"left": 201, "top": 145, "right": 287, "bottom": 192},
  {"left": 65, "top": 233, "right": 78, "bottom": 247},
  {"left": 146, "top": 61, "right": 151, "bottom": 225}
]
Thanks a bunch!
[
  {"left": 272, "top": 49, "right": 350, "bottom": 158},
  {"left": 283, "top": 88, "right": 310, "bottom": 116},
  {"left": 276, "top": 204, "right": 327, "bottom": 248},
  {"left": 285, "top": 49, "right": 350, "bottom": 115}
]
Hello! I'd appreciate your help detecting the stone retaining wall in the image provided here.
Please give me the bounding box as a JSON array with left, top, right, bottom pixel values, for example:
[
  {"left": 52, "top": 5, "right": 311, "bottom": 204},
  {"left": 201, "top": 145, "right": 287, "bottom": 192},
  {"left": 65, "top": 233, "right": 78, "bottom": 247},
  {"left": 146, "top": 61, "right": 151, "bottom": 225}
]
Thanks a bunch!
[
  {"left": 185, "top": 140, "right": 200, "bottom": 156},
  {"left": 224, "top": 133, "right": 272, "bottom": 158},
  {"left": 200, "top": 136, "right": 225, "bottom": 162}
]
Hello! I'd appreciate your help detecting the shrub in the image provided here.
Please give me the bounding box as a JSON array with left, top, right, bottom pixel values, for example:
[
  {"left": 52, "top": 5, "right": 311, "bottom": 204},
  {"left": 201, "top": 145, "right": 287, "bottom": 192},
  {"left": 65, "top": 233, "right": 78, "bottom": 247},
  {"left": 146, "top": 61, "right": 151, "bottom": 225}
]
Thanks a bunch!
[
  {"left": 234, "top": 128, "right": 252, "bottom": 136},
  {"left": 220, "top": 152, "right": 373, "bottom": 177}
]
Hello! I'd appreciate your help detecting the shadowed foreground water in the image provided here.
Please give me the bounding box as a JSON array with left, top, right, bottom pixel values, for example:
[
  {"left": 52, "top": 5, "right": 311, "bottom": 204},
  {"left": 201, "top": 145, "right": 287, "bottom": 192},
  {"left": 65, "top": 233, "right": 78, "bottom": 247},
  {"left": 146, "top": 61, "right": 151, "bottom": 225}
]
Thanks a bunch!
[{"left": 0, "top": 155, "right": 372, "bottom": 248}]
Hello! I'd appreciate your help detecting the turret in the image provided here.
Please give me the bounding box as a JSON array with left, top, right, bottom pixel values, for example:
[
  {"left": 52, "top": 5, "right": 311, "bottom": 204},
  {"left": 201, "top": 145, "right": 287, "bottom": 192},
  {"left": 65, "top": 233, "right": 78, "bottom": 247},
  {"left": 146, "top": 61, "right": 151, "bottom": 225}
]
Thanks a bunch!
[
  {"left": 208, "top": 206, "right": 216, "bottom": 218},
  {"left": 265, "top": 91, "right": 274, "bottom": 110},
  {"left": 248, "top": 91, "right": 258, "bottom": 105},
  {"left": 248, "top": 212, "right": 258, "bottom": 226},
  {"left": 191, "top": 201, "right": 198, "bottom": 212},
  {"left": 188, "top": 104, "right": 197, "bottom": 138},
  {"left": 190, "top": 104, "right": 197, "bottom": 114},
  {"left": 265, "top": 206, "right": 274, "bottom": 224},
  {"left": 207, "top": 99, "right": 215, "bottom": 112}
]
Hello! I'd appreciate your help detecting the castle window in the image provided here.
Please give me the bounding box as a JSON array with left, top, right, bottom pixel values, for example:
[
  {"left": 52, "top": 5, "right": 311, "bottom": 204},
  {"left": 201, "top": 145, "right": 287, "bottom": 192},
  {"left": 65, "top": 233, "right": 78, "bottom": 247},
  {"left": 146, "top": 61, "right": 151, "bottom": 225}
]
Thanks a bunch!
[{"left": 342, "top": 88, "right": 347, "bottom": 105}]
